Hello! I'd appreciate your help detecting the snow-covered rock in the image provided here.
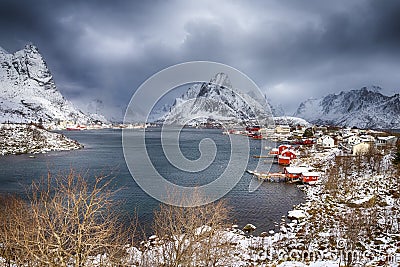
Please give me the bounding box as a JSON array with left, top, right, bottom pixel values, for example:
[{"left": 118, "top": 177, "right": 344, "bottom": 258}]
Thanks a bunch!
[
  {"left": 0, "top": 44, "right": 105, "bottom": 124},
  {"left": 243, "top": 223, "right": 257, "bottom": 231},
  {"left": 0, "top": 123, "right": 83, "bottom": 155},
  {"left": 287, "top": 209, "right": 307, "bottom": 220},
  {"left": 294, "top": 86, "right": 400, "bottom": 128}
]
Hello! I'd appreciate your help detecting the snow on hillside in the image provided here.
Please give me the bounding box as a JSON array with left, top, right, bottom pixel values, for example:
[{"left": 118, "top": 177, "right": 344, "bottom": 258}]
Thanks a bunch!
[
  {"left": 273, "top": 116, "right": 311, "bottom": 127},
  {"left": 0, "top": 123, "right": 83, "bottom": 155},
  {"left": 0, "top": 44, "right": 105, "bottom": 124},
  {"left": 0, "top": 46, "right": 8, "bottom": 54},
  {"left": 294, "top": 86, "right": 400, "bottom": 128}
]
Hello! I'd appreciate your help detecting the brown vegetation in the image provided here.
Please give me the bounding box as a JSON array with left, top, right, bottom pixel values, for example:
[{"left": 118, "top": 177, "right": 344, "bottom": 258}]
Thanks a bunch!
[
  {"left": 0, "top": 170, "right": 136, "bottom": 267},
  {"left": 142, "top": 189, "right": 233, "bottom": 267}
]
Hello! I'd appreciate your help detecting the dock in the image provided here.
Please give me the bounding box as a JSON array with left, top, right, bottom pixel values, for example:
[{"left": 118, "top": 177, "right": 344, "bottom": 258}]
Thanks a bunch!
[{"left": 246, "top": 170, "right": 287, "bottom": 182}]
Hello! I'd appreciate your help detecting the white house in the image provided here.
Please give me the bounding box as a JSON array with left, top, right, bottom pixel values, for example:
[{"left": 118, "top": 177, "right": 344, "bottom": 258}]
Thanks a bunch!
[
  {"left": 376, "top": 136, "right": 397, "bottom": 147},
  {"left": 360, "top": 135, "right": 376, "bottom": 143},
  {"left": 275, "top": 125, "right": 291, "bottom": 135},
  {"left": 346, "top": 135, "right": 362, "bottom": 146},
  {"left": 317, "top": 135, "right": 335, "bottom": 148}
]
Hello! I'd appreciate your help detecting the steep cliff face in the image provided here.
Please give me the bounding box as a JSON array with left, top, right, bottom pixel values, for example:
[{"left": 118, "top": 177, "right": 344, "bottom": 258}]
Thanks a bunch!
[
  {"left": 294, "top": 86, "right": 400, "bottom": 128},
  {"left": 0, "top": 44, "right": 101, "bottom": 123}
]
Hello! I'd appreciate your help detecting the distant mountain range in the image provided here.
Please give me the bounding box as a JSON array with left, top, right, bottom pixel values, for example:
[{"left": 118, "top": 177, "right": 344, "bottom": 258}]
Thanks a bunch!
[
  {"left": 2, "top": 44, "right": 398, "bottom": 129},
  {"left": 0, "top": 44, "right": 106, "bottom": 124},
  {"left": 294, "top": 86, "right": 400, "bottom": 129}
]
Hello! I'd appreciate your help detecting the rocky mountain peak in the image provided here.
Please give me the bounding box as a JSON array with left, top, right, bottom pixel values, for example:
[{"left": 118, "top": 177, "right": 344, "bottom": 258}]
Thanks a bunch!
[
  {"left": 0, "top": 43, "right": 105, "bottom": 124},
  {"left": 154, "top": 73, "right": 272, "bottom": 125},
  {"left": 209, "top": 72, "right": 232, "bottom": 89}
]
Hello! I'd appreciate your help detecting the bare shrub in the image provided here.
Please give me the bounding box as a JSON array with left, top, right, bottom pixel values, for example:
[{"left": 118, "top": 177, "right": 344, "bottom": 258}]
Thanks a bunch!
[
  {"left": 0, "top": 170, "right": 136, "bottom": 267},
  {"left": 145, "top": 189, "right": 233, "bottom": 267}
]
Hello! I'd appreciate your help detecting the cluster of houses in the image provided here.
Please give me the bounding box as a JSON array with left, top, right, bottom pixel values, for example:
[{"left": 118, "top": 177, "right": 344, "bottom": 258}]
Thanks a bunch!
[
  {"left": 240, "top": 124, "right": 397, "bottom": 155},
  {"left": 314, "top": 127, "right": 397, "bottom": 155},
  {"left": 43, "top": 120, "right": 152, "bottom": 131},
  {"left": 241, "top": 124, "right": 398, "bottom": 185}
]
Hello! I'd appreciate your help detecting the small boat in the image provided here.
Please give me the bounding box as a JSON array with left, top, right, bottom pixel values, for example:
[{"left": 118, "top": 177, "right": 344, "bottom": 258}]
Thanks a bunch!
[
  {"left": 252, "top": 155, "right": 269, "bottom": 158},
  {"left": 247, "top": 170, "right": 287, "bottom": 182},
  {"left": 252, "top": 134, "right": 263, "bottom": 140},
  {"left": 269, "top": 148, "right": 279, "bottom": 155}
]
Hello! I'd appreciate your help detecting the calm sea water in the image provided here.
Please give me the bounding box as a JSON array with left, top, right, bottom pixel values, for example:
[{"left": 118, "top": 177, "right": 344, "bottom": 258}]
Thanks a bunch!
[{"left": 0, "top": 128, "right": 304, "bottom": 235}]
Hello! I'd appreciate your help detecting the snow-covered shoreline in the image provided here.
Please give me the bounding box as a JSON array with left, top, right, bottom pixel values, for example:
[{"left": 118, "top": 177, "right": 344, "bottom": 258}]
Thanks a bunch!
[
  {"left": 133, "top": 147, "right": 400, "bottom": 266},
  {"left": 0, "top": 123, "right": 83, "bottom": 155}
]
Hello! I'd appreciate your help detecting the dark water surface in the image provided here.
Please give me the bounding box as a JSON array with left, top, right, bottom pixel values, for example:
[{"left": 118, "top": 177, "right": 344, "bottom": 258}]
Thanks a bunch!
[{"left": 0, "top": 128, "right": 304, "bottom": 235}]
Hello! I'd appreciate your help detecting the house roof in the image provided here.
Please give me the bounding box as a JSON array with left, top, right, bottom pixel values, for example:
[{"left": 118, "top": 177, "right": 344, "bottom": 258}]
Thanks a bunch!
[
  {"left": 284, "top": 166, "right": 310, "bottom": 174},
  {"left": 281, "top": 149, "right": 296, "bottom": 155},
  {"left": 302, "top": 172, "right": 320, "bottom": 177},
  {"left": 377, "top": 136, "right": 396, "bottom": 141}
]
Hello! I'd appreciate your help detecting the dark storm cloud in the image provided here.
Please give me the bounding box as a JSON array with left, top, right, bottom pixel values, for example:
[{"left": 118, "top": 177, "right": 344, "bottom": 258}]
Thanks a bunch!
[{"left": 0, "top": 0, "right": 399, "bottom": 119}]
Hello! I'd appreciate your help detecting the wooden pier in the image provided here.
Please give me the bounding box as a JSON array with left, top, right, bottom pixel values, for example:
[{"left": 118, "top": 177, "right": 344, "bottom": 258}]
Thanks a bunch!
[{"left": 246, "top": 170, "right": 287, "bottom": 182}]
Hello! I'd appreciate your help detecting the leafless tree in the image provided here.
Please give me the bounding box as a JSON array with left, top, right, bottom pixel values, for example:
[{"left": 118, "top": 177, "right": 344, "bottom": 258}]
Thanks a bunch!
[
  {"left": 146, "top": 189, "right": 233, "bottom": 267},
  {"left": 0, "top": 170, "right": 137, "bottom": 267}
]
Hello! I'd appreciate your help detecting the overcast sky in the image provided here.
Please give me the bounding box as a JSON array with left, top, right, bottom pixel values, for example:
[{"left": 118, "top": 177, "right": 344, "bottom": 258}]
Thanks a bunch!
[{"left": 0, "top": 0, "right": 399, "bottom": 120}]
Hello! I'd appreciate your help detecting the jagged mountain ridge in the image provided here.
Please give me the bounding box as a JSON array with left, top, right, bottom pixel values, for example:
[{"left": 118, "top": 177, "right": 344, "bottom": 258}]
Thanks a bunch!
[
  {"left": 294, "top": 86, "right": 400, "bottom": 128},
  {"left": 0, "top": 44, "right": 104, "bottom": 123},
  {"left": 156, "top": 73, "right": 273, "bottom": 125}
]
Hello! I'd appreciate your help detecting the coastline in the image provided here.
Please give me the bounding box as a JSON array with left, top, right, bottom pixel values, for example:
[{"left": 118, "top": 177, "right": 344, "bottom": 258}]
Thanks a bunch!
[{"left": 0, "top": 123, "right": 83, "bottom": 156}]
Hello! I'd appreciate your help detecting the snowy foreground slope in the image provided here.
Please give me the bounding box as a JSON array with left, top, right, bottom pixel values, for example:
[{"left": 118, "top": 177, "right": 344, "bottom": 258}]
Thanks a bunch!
[
  {"left": 294, "top": 86, "right": 400, "bottom": 129},
  {"left": 0, "top": 123, "right": 82, "bottom": 155},
  {"left": 0, "top": 44, "right": 105, "bottom": 124}
]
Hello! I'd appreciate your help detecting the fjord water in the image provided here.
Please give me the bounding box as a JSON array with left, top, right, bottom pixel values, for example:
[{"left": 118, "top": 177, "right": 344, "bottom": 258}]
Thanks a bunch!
[{"left": 0, "top": 128, "right": 304, "bottom": 234}]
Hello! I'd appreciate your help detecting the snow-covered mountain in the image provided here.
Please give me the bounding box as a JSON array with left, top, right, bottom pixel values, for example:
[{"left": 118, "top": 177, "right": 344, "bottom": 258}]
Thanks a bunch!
[
  {"left": 154, "top": 73, "right": 273, "bottom": 125},
  {"left": 0, "top": 44, "right": 105, "bottom": 123},
  {"left": 294, "top": 86, "right": 400, "bottom": 128}
]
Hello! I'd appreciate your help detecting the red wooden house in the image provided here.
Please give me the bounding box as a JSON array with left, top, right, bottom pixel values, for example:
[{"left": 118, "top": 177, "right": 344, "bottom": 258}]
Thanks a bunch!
[
  {"left": 301, "top": 172, "right": 320, "bottom": 185},
  {"left": 281, "top": 149, "right": 297, "bottom": 160},
  {"left": 278, "top": 155, "right": 290, "bottom": 165},
  {"left": 283, "top": 167, "right": 310, "bottom": 180},
  {"left": 278, "top": 144, "right": 291, "bottom": 154}
]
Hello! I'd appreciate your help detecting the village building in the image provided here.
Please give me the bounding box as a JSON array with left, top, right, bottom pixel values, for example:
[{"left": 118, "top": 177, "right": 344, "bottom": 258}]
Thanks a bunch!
[
  {"left": 260, "top": 127, "right": 275, "bottom": 137},
  {"left": 301, "top": 172, "right": 320, "bottom": 185},
  {"left": 281, "top": 149, "right": 297, "bottom": 160},
  {"left": 317, "top": 135, "right": 335, "bottom": 148},
  {"left": 275, "top": 125, "right": 291, "bottom": 135},
  {"left": 376, "top": 136, "right": 397, "bottom": 147},
  {"left": 283, "top": 166, "right": 311, "bottom": 181},
  {"left": 359, "top": 135, "right": 376, "bottom": 143},
  {"left": 346, "top": 135, "right": 363, "bottom": 146},
  {"left": 278, "top": 144, "right": 292, "bottom": 154}
]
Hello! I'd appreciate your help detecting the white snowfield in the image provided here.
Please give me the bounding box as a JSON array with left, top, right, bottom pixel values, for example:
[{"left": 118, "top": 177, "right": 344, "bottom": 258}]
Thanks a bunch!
[{"left": 0, "top": 123, "right": 83, "bottom": 155}]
